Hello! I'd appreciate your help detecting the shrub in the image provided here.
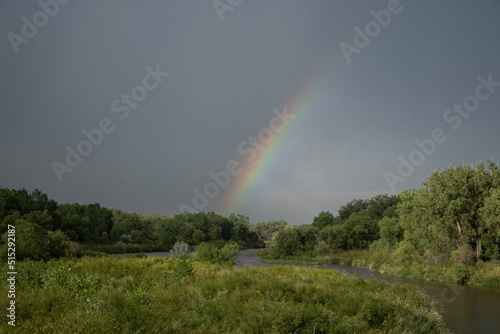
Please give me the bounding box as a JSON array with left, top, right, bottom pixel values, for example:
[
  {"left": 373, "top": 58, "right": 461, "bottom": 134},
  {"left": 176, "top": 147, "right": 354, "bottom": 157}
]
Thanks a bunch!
[
  {"left": 173, "top": 255, "right": 194, "bottom": 279},
  {"left": 391, "top": 241, "right": 418, "bottom": 265},
  {"left": 117, "top": 241, "right": 126, "bottom": 253},
  {"left": 255, "top": 248, "right": 270, "bottom": 258},
  {"left": 314, "top": 240, "right": 331, "bottom": 255},
  {"left": 216, "top": 242, "right": 239, "bottom": 263},
  {"left": 171, "top": 241, "right": 190, "bottom": 258},
  {"left": 195, "top": 242, "right": 239, "bottom": 264},
  {"left": 272, "top": 228, "right": 302, "bottom": 257},
  {"left": 451, "top": 244, "right": 475, "bottom": 266},
  {"left": 447, "top": 264, "right": 474, "bottom": 285}
]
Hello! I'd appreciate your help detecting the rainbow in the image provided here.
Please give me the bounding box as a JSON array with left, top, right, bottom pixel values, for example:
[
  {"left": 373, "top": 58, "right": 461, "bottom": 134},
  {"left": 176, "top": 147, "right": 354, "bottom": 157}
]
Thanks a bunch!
[{"left": 219, "top": 57, "right": 335, "bottom": 216}]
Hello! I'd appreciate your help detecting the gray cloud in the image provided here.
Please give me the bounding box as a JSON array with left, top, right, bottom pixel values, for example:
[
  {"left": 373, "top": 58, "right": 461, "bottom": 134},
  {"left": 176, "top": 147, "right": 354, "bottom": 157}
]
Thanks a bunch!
[{"left": 1, "top": 0, "right": 499, "bottom": 225}]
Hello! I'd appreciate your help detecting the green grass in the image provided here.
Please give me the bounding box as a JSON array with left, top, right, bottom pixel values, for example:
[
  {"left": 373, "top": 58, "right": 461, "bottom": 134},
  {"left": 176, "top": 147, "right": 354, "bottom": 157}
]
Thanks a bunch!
[
  {"left": 261, "top": 251, "right": 500, "bottom": 288},
  {"left": 0, "top": 256, "right": 449, "bottom": 333}
]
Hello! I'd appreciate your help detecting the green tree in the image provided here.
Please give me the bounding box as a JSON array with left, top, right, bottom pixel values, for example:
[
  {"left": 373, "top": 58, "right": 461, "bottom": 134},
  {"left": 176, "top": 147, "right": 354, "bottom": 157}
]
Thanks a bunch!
[
  {"left": 297, "top": 225, "right": 319, "bottom": 252},
  {"left": 480, "top": 186, "right": 500, "bottom": 259},
  {"left": 481, "top": 186, "right": 500, "bottom": 237},
  {"left": 254, "top": 220, "right": 287, "bottom": 243},
  {"left": 344, "top": 211, "right": 378, "bottom": 249},
  {"left": 338, "top": 199, "right": 367, "bottom": 220},
  {"left": 1, "top": 219, "right": 48, "bottom": 260},
  {"left": 366, "top": 194, "right": 401, "bottom": 220},
  {"left": 47, "top": 229, "right": 71, "bottom": 258},
  {"left": 229, "top": 213, "right": 258, "bottom": 246},
  {"left": 374, "top": 216, "right": 403, "bottom": 249},
  {"left": 177, "top": 222, "right": 195, "bottom": 245},
  {"left": 397, "top": 188, "right": 460, "bottom": 257},
  {"left": 271, "top": 228, "right": 302, "bottom": 257},
  {"left": 398, "top": 161, "right": 500, "bottom": 261},
  {"left": 23, "top": 210, "right": 54, "bottom": 230},
  {"left": 157, "top": 216, "right": 183, "bottom": 247},
  {"left": 312, "top": 211, "right": 335, "bottom": 229},
  {"left": 318, "top": 224, "right": 348, "bottom": 250},
  {"left": 192, "top": 229, "right": 208, "bottom": 244},
  {"left": 0, "top": 211, "right": 21, "bottom": 235}
]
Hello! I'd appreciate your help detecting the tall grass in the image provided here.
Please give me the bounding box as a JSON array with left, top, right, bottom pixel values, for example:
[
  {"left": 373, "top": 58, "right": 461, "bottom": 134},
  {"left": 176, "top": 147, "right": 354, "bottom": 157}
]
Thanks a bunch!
[
  {"left": 263, "top": 250, "right": 500, "bottom": 288},
  {"left": 0, "top": 256, "right": 449, "bottom": 333}
]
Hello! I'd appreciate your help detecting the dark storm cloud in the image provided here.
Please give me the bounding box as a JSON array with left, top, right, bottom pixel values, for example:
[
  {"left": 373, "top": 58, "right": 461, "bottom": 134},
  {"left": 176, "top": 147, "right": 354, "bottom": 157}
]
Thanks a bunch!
[{"left": 1, "top": 0, "right": 499, "bottom": 225}]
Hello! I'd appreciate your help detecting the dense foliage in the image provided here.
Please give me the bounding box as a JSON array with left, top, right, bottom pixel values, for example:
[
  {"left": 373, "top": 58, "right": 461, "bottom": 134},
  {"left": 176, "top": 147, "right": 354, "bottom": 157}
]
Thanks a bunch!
[
  {"left": 259, "top": 160, "right": 500, "bottom": 286},
  {"left": 264, "top": 161, "right": 499, "bottom": 262},
  {"left": 194, "top": 242, "right": 240, "bottom": 264},
  {"left": 259, "top": 193, "right": 401, "bottom": 259},
  {"left": 0, "top": 256, "right": 449, "bottom": 333},
  {"left": 1, "top": 159, "right": 499, "bottom": 284},
  {"left": 0, "top": 188, "right": 258, "bottom": 259},
  {"left": 397, "top": 161, "right": 500, "bottom": 262}
]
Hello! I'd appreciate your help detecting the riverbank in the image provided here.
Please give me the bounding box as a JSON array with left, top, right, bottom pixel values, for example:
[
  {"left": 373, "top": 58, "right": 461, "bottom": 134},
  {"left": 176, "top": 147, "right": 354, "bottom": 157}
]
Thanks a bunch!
[
  {"left": 0, "top": 256, "right": 448, "bottom": 333},
  {"left": 259, "top": 250, "right": 500, "bottom": 288}
]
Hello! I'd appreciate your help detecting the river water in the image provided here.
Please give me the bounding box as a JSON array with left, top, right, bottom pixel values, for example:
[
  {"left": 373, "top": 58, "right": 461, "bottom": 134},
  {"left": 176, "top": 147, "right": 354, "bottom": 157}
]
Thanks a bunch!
[{"left": 121, "top": 250, "right": 500, "bottom": 333}]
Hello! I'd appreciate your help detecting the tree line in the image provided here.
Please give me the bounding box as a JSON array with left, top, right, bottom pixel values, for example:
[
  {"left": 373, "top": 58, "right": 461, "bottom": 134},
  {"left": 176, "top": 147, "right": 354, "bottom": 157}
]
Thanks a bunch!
[
  {"left": 261, "top": 160, "right": 500, "bottom": 264},
  {"left": 0, "top": 188, "right": 258, "bottom": 260},
  {"left": 1, "top": 160, "right": 499, "bottom": 264}
]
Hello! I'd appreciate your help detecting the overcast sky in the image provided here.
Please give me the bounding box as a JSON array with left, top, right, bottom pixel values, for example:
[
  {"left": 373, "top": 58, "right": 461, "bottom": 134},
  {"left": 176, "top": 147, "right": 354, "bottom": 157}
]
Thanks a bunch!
[{"left": 1, "top": 0, "right": 499, "bottom": 225}]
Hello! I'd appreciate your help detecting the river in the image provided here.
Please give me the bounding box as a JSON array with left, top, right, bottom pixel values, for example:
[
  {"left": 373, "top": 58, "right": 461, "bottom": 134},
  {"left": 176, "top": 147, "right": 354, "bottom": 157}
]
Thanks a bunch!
[{"left": 121, "top": 250, "right": 500, "bottom": 333}]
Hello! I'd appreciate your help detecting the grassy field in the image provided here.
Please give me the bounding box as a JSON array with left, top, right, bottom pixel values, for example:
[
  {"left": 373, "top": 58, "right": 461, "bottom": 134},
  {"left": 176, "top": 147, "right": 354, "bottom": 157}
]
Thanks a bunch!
[
  {"left": 1, "top": 255, "right": 449, "bottom": 333},
  {"left": 260, "top": 250, "right": 500, "bottom": 288}
]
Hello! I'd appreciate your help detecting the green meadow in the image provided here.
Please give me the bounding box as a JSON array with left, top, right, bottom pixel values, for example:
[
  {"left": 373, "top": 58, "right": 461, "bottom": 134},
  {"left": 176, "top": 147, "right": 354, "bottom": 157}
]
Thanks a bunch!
[{"left": 0, "top": 256, "right": 449, "bottom": 333}]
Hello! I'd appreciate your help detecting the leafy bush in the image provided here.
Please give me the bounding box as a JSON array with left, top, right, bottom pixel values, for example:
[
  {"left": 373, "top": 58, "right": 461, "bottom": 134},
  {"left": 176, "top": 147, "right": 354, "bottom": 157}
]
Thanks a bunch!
[
  {"left": 117, "top": 241, "right": 126, "bottom": 253},
  {"left": 271, "top": 228, "right": 302, "bottom": 257},
  {"left": 314, "top": 240, "right": 331, "bottom": 255},
  {"left": 450, "top": 244, "right": 475, "bottom": 266},
  {"left": 173, "top": 255, "right": 194, "bottom": 279},
  {"left": 170, "top": 241, "right": 190, "bottom": 258},
  {"left": 391, "top": 240, "right": 419, "bottom": 265},
  {"left": 446, "top": 264, "right": 474, "bottom": 285},
  {"left": 0, "top": 219, "right": 70, "bottom": 261},
  {"left": 195, "top": 242, "right": 239, "bottom": 264},
  {"left": 481, "top": 235, "right": 500, "bottom": 260}
]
